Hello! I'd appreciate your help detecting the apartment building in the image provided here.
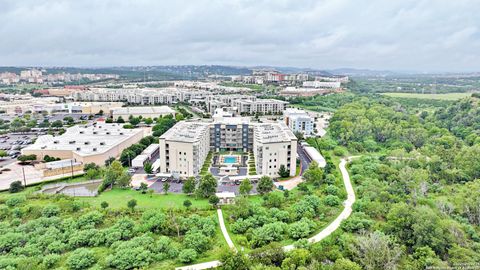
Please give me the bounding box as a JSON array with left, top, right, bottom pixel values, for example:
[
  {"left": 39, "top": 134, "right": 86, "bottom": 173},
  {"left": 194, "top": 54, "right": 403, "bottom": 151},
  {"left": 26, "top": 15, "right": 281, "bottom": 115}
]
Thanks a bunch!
[
  {"left": 302, "top": 81, "right": 341, "bottom": 89},
  {"left": 158, "top": 122, "right": 211, "bottom": 177},
  {"left": 232, "top": 99, "right": 288, "bottom": 115},
  {"left": 158, "top": 118, "right": 297, "bottom": 178},
  {"left": 253, "top": 123, "right": 297, "bottom": 177},
  {"left": 111, "top": 106, "right": 175, "bottom": 120},
  {"left": 283, "top": 108, "right": 315, "bottom": 136}
]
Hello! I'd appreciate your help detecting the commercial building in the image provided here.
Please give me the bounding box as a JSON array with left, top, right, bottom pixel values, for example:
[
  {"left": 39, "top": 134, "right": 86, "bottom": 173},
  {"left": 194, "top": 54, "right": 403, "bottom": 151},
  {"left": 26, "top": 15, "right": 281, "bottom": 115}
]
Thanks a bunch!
[
  {"left": 283, "top": 108, "right": 315, "bottom": 136},
  {"left": 131, "top": 144, "right": 160, "bottom": 168},
  {"left": 22, "top": 123, "right": 144, "bottom": 165},
  {"left": 158, "top": 118, "right": 297, "bottom": 178},
  {"left": 111, "top": 106, "right": 175, "bottom": 120}
]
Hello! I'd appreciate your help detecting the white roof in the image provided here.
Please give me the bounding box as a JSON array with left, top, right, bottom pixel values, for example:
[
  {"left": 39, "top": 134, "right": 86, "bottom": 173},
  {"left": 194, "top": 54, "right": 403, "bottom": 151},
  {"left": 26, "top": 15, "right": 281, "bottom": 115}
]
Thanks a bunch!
[
  {"left": 254, "top": 122, "right": 297, "bottom": 144},
  {"left": 143, "top": 144, "right": 159, "bottom": 156},
  {"left": 304, "top": 146, "right": 326, "bottom": 168},
  {"left": 45, "top": 159, "right": 82, "bottom": 169},
  {"left": 22, "top": 123, "right": 143, "bottom": 157},
  {"left": 112, "top": 106, "right": 175, "bottom": 115},
  {"left": 160, "top": 121, "right": 210, "bottom": 143},
  {"left": 215, "top": 192, "right": 236, "bottom": 198}
]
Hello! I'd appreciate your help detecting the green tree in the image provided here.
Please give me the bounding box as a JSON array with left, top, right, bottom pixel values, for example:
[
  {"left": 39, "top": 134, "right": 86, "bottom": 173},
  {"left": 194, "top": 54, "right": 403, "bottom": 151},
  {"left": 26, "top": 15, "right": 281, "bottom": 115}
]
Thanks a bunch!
[
  {"left": 127, "top": 199, "right": 137, "bottom": 211},
  {"left": 9, "top": 181, "right": 23, "bottom": 193},
  {"left": 129, "top": 117, "right": 141, "bottom": 126},
  {"left": 196, "top": 173, "right": 217, "bottom": 198},
  {"left": 163, "top": 182, "right": 170, "bottom": 194},
  {"left": 101, "top": 201, "right": 109, "bottom": 209},
  {"left": 143, "top": 161, "right": 153, "bottom": 174},
  {"left": 220, "top": 250, "right": 250, "bottom": 270},
  {"left": 178, "top": 248, "right": 197, "bottom": 263},
  {"left": 239, "top": 178, "right": 253, "bottom": 196},
  {"left": 209, "top": 195, "right": 220, "bottom": 207},
  {"left": 51, "top": 120, "right": 63, "bottom": 128},
  {"left": 0, "top": 150, "right": 7, "bottom": 158},
  {"left": 139, "top": 182, "right": 148, "bottom": 194},
  {"left": 116, "top": 116, "right": 125, "bottom": 123},
  {"left": 183, "top": 177, "right": 196, "bottom": 195},
  {"left": 332, "top": 258, "right": 362, "bottom": 270},
  {"left": 302, "top": 161, "right": 323, "bottom": 186},
  {"left": 278, "top": 164, "right": 290, "bottom": 178},
  {"left": 257, "top": 176, "right": 274, "bottom": 195},
  {"left": 183, "top": 199, "right": 192, "bottom": 209}
]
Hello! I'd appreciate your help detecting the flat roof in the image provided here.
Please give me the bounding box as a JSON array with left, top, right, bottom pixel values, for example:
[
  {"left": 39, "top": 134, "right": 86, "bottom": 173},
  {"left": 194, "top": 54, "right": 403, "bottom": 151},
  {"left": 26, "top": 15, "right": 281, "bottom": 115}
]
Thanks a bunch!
[
  {"left": 23, "top": 123, "right": 143, "bottom": 157},
  {"left": 254, "top": 122, "right": 297, "bottom": 144},
  {"left": 304, "top": 146, "right": 326, "bottom": 167},
  {"left": 112, "top": 106, "right": 175, "bottom": 115},
  {"left": 160, "top": 121, "right": 210, "bottom": 143}
]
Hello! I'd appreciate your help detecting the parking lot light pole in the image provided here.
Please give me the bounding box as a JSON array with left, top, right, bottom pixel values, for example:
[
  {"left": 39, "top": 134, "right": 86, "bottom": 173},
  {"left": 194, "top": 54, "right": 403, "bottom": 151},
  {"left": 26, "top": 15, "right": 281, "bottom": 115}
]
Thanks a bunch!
[{"left": 22, "top": 167, "right": 27, "bottom": 188}]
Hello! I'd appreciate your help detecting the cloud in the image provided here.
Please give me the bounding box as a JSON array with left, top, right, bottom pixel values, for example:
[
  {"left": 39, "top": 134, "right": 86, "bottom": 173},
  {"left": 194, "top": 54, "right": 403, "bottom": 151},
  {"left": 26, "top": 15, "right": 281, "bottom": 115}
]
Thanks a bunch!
[{"left": 0, "top": 0, "right": 479, "bottom": 72}]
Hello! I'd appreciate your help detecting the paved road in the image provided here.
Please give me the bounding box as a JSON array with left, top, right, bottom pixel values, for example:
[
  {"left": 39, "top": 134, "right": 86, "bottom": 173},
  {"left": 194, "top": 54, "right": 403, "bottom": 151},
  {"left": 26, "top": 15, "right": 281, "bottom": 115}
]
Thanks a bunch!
[
  {"left": 217, "top": 209, "right": 236, "bottom": 250},
  {"left": 177, "top": 157, "right": 357, "bottom": 269},
  {"left": 283, "top": 157, "right": 356, "bottom": 251}
]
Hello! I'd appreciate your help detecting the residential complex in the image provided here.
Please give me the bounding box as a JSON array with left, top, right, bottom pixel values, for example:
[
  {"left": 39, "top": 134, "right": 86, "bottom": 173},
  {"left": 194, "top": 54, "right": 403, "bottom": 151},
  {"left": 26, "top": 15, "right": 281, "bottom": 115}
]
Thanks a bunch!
[
  {"left": 21, "top": 123, "right": 144, "bottom": 165},
  {"left": 283, "top": 108, "right": 315, "bottom": 136},
  {"left": 111, "top": 106, "right": 175, "bottom": 120},
  {"left": 0, "top": 69, "right": 119, "bottom": 85},
  {"left": 158, "top": 117, "right": 297, "bottom": 178}
]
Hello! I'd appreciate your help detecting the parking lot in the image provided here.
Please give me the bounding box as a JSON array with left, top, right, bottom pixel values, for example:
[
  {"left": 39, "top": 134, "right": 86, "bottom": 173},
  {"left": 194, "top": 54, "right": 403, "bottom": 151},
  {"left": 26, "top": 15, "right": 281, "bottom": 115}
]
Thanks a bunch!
[
  {"left": 147, "top": 176, "right": 259, "bottom": 195},
  {"left": 0, "top": 133, "right": 38, "bottom": 155}
]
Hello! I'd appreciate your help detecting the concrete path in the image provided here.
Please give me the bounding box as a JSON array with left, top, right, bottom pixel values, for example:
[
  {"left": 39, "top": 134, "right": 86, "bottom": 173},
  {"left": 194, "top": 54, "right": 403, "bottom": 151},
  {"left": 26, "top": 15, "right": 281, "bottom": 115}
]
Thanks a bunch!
[
  {"left": 175, "top": 260, "right": 222, "bottom": 270},
  {"left": 178, "top": 157, "right": 357, "bottom": 269},
  {"left": 283, "top": 157, "right": 356, "bottom": 251},
  {"left": 217, "top": 208, "right": 236, "bottom": 250}
]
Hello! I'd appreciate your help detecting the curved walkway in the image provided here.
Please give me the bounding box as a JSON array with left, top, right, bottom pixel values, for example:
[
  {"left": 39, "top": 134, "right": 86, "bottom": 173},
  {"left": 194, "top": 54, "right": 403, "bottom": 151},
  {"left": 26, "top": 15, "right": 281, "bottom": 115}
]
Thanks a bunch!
[
  {"left": 217, "top": 208, "right": 236, "bottom": 250},
  {"left": 283, "top": 157, "right": 356, "bottom": 251},
  {"left": 176, "top": 157, "right": 357, "bottom": 270}
]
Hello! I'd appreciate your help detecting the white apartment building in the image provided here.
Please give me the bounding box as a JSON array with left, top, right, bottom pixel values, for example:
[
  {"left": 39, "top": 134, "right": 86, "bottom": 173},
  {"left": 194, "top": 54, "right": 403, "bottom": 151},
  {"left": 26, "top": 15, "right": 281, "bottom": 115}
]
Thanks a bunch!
[
  {"left": 158, "top": 118, "right": 297, "bottom": 178},
  {"left": 111, "top": 106, "right": 175, "bottom": 120},
  {"left": 302, "top": 81, "right": 341, "bottom": 89},
  {"left": 283, "top": 108, "right": 315, "bottom": 136},
  {"left": 159, "top": 122, "right": 211, "bottom": 177},
  {"left": 232, "top": 99, "right": 288, "bottom": 115},
  {"left": 253, "top": 123, "right": 297, "bottom": 177}
]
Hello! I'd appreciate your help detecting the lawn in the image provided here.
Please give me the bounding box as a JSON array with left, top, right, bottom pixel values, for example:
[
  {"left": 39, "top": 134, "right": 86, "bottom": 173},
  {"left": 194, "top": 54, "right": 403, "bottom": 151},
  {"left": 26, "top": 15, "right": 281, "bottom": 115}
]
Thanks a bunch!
[
  {"left": 78, "top": 188, "right": 210, "bottom": 210},
  {"left": 382, "top": 92, "right": 473, "bottom": 100}
]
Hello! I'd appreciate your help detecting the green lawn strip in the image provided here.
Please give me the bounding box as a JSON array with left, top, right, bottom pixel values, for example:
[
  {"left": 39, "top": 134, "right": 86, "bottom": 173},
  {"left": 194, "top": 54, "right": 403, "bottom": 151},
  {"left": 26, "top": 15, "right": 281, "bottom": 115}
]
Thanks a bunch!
[{"left": 78, "top": 189, "right": 209, "bottom": 210}]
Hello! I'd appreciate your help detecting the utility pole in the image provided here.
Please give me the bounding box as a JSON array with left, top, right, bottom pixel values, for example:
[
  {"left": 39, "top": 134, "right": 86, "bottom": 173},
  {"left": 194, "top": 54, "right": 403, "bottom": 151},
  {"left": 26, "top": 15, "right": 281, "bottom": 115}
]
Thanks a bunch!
[
  {"left": 70, "top": 159, "right": 74, "bottom": 179},
  {"left": 22, "top": 167, "right": 27, "bottom": 188}
]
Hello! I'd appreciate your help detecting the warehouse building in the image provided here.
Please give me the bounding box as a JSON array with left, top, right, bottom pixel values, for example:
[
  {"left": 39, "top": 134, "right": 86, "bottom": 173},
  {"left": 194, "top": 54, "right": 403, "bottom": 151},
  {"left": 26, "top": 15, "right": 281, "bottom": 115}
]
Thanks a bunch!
[{"left": 21, "top": 123, "right": 144, "bottom": 165}]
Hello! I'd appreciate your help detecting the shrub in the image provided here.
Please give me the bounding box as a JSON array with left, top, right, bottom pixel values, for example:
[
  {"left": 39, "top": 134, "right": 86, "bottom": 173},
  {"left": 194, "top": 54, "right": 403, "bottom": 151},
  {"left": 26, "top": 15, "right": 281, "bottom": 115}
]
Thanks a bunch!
[
  {"left": 178, "top": 248, "right": 197, "bottom": 263},
  {"left": 42, "top": 205, "right": 60, "bottom": 217},
  {"left": 9, "top": 181, "right": 23, "bottom": 193},
  {"left": 43, "top": 254, "right": 61, "bottom": 268},
  {"left": 66, "top": 248, "right": 96, "bottom": 270},
  {"left": 5, "top": 196, "right": 25, "bottom": 207},
  {"left": 324, "top": 195, "right": 341, "bottom": 207}
]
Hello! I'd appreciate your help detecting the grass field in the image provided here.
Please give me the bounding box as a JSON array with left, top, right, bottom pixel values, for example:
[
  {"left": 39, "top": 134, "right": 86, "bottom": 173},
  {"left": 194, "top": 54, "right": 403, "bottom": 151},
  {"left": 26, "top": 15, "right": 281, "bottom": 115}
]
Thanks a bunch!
[
  {"left": 78, "top": 188, "right": 210, "bottom": 210},
  {"left": 382, "top": 92, "right": 473, "bottom": 100}
]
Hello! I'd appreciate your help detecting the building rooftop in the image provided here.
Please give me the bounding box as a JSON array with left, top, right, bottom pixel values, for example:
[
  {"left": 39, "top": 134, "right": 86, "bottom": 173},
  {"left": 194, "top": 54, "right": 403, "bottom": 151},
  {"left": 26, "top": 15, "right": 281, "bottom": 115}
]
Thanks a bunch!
[
  {"left": 23, "top": 123, "right": 143, "bottom": 157},
  {"left": 112, "top": 106, "right": 175, "bottom": 115},
  {"left": 160, "top": 121, "right": 210, "bottom": 143},
  {"left": 253, "top": 122, "right": 297, "bottom": 144}
]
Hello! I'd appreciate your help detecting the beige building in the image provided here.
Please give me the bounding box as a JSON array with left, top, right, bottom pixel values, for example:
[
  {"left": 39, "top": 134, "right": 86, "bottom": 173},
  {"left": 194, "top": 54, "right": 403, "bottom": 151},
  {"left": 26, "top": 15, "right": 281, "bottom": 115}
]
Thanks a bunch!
[
  {"left": 111, "top": 106, "right": 175, "bottom": 120},
  {"left": 22, "top": 123, "right": 144, "bottom": 165},
  {"left": 159, "top": 122, "right": 210, "bottom": 177},
  {"left": 158, "top": 118, "right": 297, "bottom": 178},
  {"left": 253, "top": 123, "right": 297, "bottom": 177}
]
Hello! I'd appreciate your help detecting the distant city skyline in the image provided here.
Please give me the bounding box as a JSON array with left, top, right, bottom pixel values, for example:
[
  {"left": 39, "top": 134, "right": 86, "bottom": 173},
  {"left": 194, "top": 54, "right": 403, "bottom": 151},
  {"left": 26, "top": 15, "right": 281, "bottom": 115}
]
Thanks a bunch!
[{"left": 1, "top": 0, "right": 480, "bottom": 72}]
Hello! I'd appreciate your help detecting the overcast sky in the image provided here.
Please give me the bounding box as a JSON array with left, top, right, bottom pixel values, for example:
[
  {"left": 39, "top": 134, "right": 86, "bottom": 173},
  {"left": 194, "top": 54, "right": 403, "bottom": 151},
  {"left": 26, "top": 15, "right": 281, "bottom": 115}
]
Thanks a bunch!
[{"left": 1, "top": 0, "right": 479, "bottom": 72}]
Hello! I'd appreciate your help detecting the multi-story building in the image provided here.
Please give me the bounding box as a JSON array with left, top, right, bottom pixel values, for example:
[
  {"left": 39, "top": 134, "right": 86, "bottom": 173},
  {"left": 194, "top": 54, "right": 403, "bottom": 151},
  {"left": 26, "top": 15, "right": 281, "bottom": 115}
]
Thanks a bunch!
[
  {"left": 158, "top": 122, "right": 211, "bottom": 177},
  {"left": 111, "top": 106, "right": 175, "bottom": 120},
  {"left": 253, "top": 123, "right": 297, "bottom": 177},
  {"left": 302, "top": 81, "right": 341, "bottom": 89},
  {"left": 158, "top": 118, "right": 297, "bottom": 178},
  {"left": 283, "top": 108, "right": 315, "bottom": 136},
  {"left": 232, "top": 99, "right": 288, "bottom": 115}
]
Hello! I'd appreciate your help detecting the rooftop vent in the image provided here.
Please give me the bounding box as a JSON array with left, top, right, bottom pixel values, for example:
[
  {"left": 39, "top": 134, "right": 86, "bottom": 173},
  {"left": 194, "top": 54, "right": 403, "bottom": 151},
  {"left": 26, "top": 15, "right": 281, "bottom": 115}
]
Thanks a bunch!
[
  {"left": 100, "top": 142, "right": 105, "bottom": 145},
  {"left": 93, "top": 148, "right": 97, "bottom": 152},
  {"left": 79, "top": 131, "right": 84, "bottom": 134},
  {"left": 84, "top": 141, "right": 90, "bottom": 145},
  {"left": 53, "top": 140, "right": 59, "bottom": 144},
  {"left": 69, "top": 141, "right": 76, "bottom": 144},
  {"left": 76, "top": 147, "right": 81, "bottom": 151},
  {"left": 93, "top": 131, "right": 97, "bottom": 134}
]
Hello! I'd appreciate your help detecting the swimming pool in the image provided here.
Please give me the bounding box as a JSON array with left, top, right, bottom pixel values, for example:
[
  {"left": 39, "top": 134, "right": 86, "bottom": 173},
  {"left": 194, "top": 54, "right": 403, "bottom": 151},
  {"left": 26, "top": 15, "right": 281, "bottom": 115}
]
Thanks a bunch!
[{"left": 223, "top": 156, "right": 238, "bottom": 164}]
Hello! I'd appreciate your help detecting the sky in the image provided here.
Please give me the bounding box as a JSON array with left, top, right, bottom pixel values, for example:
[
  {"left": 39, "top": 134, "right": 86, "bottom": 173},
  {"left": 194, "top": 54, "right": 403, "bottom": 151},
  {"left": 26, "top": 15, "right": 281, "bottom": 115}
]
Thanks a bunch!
[{"left": 1, "top": 0, "right": 480, "bottom": 72}]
